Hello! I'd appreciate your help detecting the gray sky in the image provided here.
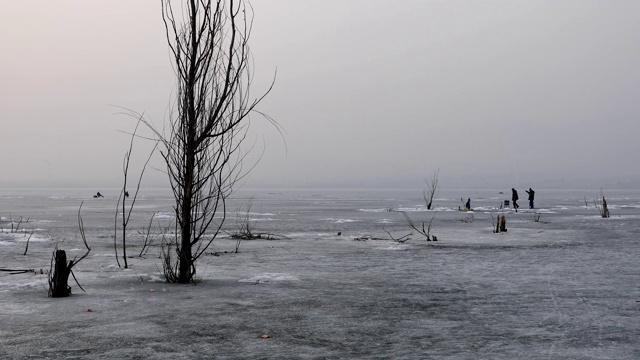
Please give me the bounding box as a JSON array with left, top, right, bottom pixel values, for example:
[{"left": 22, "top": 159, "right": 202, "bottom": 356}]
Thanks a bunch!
[{"left": 1, "top": 0, "right": 639, "bottom": 190}]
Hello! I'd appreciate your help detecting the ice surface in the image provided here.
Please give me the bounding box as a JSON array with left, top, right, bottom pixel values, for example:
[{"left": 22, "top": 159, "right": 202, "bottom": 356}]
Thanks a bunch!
[
  {"left": 238, "top": 273, "right": 300, "bottom": 283},
  {"left": 0, "top": 188, "right": 638, "bottom": 359}
]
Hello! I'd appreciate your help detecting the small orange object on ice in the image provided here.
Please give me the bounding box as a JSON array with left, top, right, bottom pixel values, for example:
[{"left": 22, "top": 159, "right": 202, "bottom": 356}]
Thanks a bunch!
[{"left": 260, "top": 334, "right": 270, "bottom": 339}]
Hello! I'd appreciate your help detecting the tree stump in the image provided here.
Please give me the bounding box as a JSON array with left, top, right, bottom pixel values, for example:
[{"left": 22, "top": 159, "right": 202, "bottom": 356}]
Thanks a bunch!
[
  {"left": 602, "top": 197, "right": 610, "bottom": 218},
  {"left": 50, "top": 250, "right": 72, "bottom": 297}
]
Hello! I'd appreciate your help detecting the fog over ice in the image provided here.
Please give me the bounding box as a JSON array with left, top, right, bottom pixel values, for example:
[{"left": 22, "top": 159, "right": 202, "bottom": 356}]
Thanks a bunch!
[{"left": 1, "top": 1, "right": 639, "bottom": 189}]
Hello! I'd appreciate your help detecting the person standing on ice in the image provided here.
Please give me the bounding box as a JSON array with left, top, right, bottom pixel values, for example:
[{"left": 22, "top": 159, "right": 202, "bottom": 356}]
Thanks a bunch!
[
  {"left": 511, "top": 188, "right": 519, "bottom": 212},
  {"left": 525, "top": 188, "right": 535, "bottom": 209}
]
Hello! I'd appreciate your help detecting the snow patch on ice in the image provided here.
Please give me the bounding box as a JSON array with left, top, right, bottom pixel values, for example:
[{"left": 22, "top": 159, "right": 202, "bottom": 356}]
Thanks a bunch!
[
  {"left": 378, "top": 244, "right": 410, "bottom": 251},
  {"left": 0, "top": 278, "right": 47, "bottom": 292},
  {"left": 0, "top": 233, "right": 50, "bottom": 244},
  {"left": 101, "top": 264, "right": 120, "bottom": 272},
  {"left": 1, "top": 302, "right": 38, "bottom": 314},
  {"left": 238, "top": 273, "right": 299, "bottom": 283},
  {"left": 619, "top": 204, "right": 640, "bottom": 209},
  {"left": 358, "top": 208, "right": 391, "bottom": 213},
  {"left": 248, "top": 217, "right": 278, "bottom": 222},
  {"left": 395, "top": 206, "right": 423, "bottom": 212},
  {"left": 322, "top": 218, "right": 358, "bottom": 223},
  {"left": 153, "top": 212, "right": 173, "bottom": 219},
  {"left": 396, "top": 206, "right": 455, "bottom": 212},
  {"left": 15, "top": 235, "right": 50, "bottom": 243},
  {"left": 148, "top": 274, "right": 166, "bottom": 283},
  {"left": 474, "top": 206, "right": 500, "bottom": 211},
  {"left": 535, "top": 209, "right": 556, "bottom": 214},
  {"left": 21, "top": 279, "right": 47, "bottom": 290},
  {"left": 242, "top": 211, "right": 278, "bottom": 216}
]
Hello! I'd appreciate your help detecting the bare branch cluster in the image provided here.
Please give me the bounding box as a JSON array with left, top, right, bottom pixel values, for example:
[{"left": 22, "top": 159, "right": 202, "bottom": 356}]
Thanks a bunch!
[
  {"left": 137, "top": 213, "right": 171, "bottom": 258},
  {"left": 382, "top": 227, "right": 412, "bottom": 243},
  {"left": 423, "top": 169, "right": 439, "bottom": 210},
  {"left": 402, "top": 211, "right": 438, "bottom": 241},
  {"left": 2, "top": 215, "right": 30, "bottom": 234},
  {"left": 160, "top": 237, "right": 181, "bottom": 283},
  {"left": 48, "top": 202, "right": 91, "bottom": 297}
]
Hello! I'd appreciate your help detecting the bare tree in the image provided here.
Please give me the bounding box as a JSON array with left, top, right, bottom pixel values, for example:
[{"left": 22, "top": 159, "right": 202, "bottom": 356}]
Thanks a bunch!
[
  {"left": 423, "top": 169, "right": 440, "bottom": 210},
  {"left": 149, "top": 0, "right": 275, "bottom": 283},
  {"left": 114, "top": 118, "right": 157, "bottom": 269}
]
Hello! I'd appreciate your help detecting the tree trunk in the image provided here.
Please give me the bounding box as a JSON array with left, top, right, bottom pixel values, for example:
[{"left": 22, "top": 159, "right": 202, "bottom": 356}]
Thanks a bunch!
[
  {"left": 50, "top": 250, "right": 71, "bottom": 297},
  {"left": 121, "top": 194, "right": 128, "bottom": 268},
  {"left": 178, "top": 178, "right": 193, "bottom": 283},
  {"left": 178, "top": 114, "right": 196, "bottom": 283},
  {"left": 176, "top": 0, "right": 200, "bottom": 284}
]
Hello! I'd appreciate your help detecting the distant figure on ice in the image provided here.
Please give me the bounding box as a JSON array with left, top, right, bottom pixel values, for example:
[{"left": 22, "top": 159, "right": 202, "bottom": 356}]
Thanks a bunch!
[
  {"left": 465, "top": 198, "right": 471, "bottom": 211},
  {"left": 511, "top": 188, "right": 519, "bottom": 212},
  {"left": 525, "top": 188, "right": 535, "bottom": 209},
  {"left": 93, "top": 191, "right": 104, "bottom": 198}
]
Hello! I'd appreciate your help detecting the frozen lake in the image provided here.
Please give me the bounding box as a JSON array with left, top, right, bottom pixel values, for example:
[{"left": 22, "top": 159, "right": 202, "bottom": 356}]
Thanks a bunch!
[{"left": 1, "top": 187, "right": 638, "bottom": 359}]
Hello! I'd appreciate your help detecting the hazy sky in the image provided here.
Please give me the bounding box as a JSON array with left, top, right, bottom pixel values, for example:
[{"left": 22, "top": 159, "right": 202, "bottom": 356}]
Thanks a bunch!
[{"left": 1, "top": 1, "right": 639, "bottom": 189}]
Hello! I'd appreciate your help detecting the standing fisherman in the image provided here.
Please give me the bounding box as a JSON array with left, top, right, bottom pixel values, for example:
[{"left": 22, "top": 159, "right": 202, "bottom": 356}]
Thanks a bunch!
[
  {"left": 525, "top": 188, "right": 535, "bottom": 209},
  {"left": 511, "top": 188, "right": 519, "bottom": 212}
]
